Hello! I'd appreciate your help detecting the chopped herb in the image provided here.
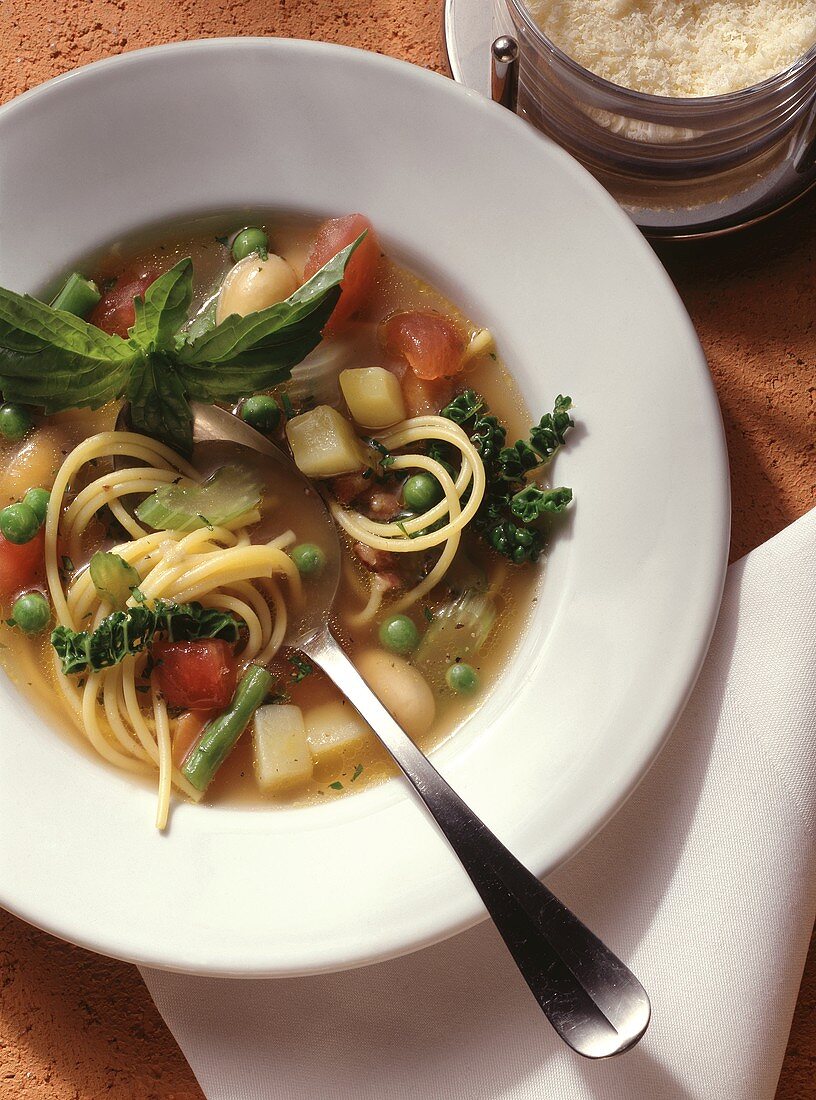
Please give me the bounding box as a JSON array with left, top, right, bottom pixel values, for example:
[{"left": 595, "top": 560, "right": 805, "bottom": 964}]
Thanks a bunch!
[
  {"left": 289, "top": 654, "right": 313, "bottom": 682},
  {"left": 196, "top": 513, "right": 214, "bottom": 531},
  {"left": 61, "top": 555, "right": 75, "bottom": 576},
  {"left": 280, "top": 391, "right": 294, "bottom": 419},
  {"left": 329, "top": 780, "right": 344, "bottom": 790},
  {"left": 214, "top": 234, "right": 229, "bottom": 246},
  {"left": 423, "top": 606, "right": 435, "bottom": 623},
  {"left": 351, "top": 763, "right": 364, "bottom": 782}
]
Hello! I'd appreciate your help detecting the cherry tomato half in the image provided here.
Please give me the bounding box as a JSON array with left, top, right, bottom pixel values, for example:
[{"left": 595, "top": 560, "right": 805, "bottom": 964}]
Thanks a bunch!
[{"left": 304, "top": 214, "right": 381, "bottom": 336}]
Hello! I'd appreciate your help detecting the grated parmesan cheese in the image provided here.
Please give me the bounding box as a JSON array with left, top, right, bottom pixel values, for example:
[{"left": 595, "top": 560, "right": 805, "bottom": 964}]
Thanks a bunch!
[{"left": 525, "top": 0, "right": 816, "bottom": 97}]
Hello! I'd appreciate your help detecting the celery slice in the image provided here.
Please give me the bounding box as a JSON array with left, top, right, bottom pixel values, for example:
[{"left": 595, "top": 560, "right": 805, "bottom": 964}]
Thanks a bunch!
[{"left": 135, "top": 464, "right": 262, "bottom": 532}]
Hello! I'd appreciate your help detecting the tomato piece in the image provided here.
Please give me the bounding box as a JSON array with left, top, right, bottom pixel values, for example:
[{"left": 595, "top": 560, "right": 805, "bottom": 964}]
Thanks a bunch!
[
  {"left": 0, "top": 527, "right": 45, "bottom": 605},
  {"left": 88, "top": 264, "right": 164, "bottom": 338},
  {"left": 382, "top": 310, "right": 466, "bottom": 382},
  {"left": 304, "top": 214, "right": 381, "bottom": 335},
  {"left": 382, "top": 311, "right": 466, "bottom": 381},
  {"left": 152, "top": 639, "right": 237, "bottom": 711}
]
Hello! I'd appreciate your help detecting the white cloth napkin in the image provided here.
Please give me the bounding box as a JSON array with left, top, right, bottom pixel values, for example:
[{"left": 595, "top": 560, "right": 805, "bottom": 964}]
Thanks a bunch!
[{"left": 142, "top": 508, "right": 816, "bottom": 1100}]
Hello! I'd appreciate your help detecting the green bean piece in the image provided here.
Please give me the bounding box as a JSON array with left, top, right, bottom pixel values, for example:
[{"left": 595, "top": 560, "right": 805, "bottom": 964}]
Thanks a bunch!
[
  {"left": 232, "top": 227, "right": 269, "bottom": 263},
  {"left": 181, "top": 665, "right": 273, "bottom": 792},
  {"left": 0, "top": 403, "right": 32, "bottom": 442},
  {"left": 50, "top": 272, "right": 101, "bottom": 317},
  {"left": 23, "top": 488, "right": 50, "bottom": 526},
  {"left": 11, "top": 591, "right": 50, "bottom": 635}
]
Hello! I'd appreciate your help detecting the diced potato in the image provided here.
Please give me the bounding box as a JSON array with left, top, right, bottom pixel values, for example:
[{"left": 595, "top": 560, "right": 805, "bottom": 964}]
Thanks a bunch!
[
  {"left": 286, "top": 405, "right": 366, "bottom": 478},
  {"left": 339, "top": 367, "right": 406, "bottom": 429},
  {"left": 253, "top": 704, "right": 314, "bottom": 792},
  {"left": 304, "top": 699, "right": 374, "bottom": 762},
  {"left": 354, "top": 649, "right": 436, "bottom": 739}
]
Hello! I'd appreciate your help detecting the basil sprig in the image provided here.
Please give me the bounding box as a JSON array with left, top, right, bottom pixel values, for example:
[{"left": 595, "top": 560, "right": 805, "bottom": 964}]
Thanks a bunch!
[{"left": 0, "top": 236, "right": 362, "bottom": 457}]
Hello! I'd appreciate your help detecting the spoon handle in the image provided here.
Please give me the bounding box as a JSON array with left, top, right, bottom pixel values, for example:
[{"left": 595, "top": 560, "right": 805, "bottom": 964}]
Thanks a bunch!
[{"left": 304, "top": 629, "right": 651, "bottom": 1059}]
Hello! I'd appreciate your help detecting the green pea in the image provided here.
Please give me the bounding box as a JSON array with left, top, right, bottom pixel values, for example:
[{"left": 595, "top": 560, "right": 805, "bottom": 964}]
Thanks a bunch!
[
  {"left": 11, "top": 591, "right": 50, "bottom": 635},
  {"left": 403, "top": 473, "right": 443, "bottom": 512},
  {"left": 446, "top": 661, "right": 480, "bottom": 695},
  {"left": 291, "top": 543, "right": 326, "bottom": 576},
  {"left": 378, "top": 614, "right": 420, "bottom": 655},
  {"left": 0, "top": 502, "right": 39, "bottom": 545},
  {"left": 241, "top": 395, "right": 280, "bottom": 435},
  {"left": 232, "top": 227, "right": 269, "bottom": 263},
  {"left": 23, "top": 488, "right": 50, "bottom": 526},
  {"left": 0, "top": 403, "right": 32, "bottom": 442}
]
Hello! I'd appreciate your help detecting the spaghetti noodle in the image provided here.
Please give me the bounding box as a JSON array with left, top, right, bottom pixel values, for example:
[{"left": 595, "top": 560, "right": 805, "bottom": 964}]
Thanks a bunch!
[
  {"left": 44, "top": 431, "right": 300, "bottom": 828},
  {"left": 330, "top": 415, "right": 487, "bottom": 619}
]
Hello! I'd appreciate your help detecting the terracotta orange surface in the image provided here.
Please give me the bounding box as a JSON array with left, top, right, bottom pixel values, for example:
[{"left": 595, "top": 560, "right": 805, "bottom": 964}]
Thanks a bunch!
[{"left": 0, "top": 2, "right": 814, "bottom": 1097}]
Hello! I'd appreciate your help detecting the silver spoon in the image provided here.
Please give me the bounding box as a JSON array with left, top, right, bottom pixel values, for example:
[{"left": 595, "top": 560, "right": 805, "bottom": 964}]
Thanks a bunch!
[{"left": 161, "top": 402, "right": 652, "bottom": 1058}]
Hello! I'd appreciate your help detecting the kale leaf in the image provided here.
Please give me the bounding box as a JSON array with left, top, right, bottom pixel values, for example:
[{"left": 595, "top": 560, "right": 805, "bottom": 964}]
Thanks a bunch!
[
  {"left": 438, "top": 391, "right": 575, "bottom": 565},
  {"left": 51, "top": 600, "right": 240, "bottom": 675}
]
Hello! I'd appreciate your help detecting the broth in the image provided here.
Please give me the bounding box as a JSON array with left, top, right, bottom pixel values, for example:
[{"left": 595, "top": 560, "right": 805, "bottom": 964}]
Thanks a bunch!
[{"left": 0, "top": 213, "right": 569, "bottom": 820}]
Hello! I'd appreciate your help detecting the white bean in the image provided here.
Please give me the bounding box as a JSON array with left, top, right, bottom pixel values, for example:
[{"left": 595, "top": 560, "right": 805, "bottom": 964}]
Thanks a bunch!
[
  {"left": 354, "top": 649, "right": 436, "bottom": 739},
  {"left": 216, "top": 253, "right": 299, "bottom": 323}
]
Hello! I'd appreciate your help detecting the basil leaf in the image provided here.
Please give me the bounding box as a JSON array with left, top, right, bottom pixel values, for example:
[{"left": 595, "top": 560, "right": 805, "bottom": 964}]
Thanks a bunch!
[
  {"left": 177, "top": 235, "right": 362, "bottom": 366},
  {"left": 177, "top": 357, "right": 294, "bottom": 404},
  {"left": 131, "top": 259, "right": 193, "bottom": 350},
  {"left": 0, "top": 238, "right": 363, "bottom": 454},
  {"left": 0, "top": 287, "right": 131, "bottom": 359},
  {"left": 126, "top": 351, "right": 194, "bottom": 458},
  {"left": 0, "top": 343, "right": 134, "bottom": 412},
  {"left": 0, "top": 288, "right": 138, "bottom": 410}
]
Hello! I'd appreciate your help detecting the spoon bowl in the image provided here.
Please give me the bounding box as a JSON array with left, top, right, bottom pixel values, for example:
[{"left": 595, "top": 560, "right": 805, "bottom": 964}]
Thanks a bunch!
[{"left": 188, "top": 402, "right": 341, "bottom": 647}]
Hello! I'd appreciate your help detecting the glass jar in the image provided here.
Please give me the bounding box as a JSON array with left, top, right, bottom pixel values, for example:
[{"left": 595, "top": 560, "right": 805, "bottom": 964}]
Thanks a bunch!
[{"left": 499, "top": 0, "right": 816, "bottom": 239}]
